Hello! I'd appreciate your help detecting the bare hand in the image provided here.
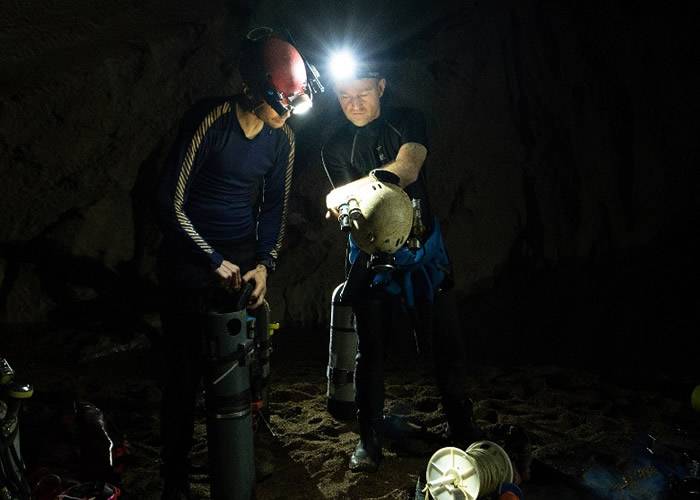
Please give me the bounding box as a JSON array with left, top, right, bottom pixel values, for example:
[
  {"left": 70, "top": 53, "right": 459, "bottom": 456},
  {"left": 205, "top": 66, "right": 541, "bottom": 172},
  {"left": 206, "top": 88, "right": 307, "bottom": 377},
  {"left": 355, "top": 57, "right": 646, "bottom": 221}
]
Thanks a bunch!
[
  {"left": 215, "top": 260, "right": 241, "bottom": 289},
  {"left": 241, "top": 265, "right": 268, "bottom": 309}
]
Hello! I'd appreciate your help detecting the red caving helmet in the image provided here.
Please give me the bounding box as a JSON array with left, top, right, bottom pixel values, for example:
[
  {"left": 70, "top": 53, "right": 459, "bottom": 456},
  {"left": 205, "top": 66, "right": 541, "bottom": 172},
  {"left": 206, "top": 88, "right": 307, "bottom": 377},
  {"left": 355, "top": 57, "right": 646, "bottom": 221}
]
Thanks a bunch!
[{"left": 239, "top": 27, "right": 313, "bottom": 116}]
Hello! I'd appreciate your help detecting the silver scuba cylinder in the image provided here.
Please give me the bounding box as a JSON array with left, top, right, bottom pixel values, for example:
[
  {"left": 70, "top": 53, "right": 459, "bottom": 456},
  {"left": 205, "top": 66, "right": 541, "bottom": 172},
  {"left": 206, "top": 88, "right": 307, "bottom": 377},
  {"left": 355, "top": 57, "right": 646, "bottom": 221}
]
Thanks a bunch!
[
  {"left": 202, "top": 283, "right": 255, "bottom": 500},
  {"left": 326, "top": 282, "right": 358, "bottom": 420}
]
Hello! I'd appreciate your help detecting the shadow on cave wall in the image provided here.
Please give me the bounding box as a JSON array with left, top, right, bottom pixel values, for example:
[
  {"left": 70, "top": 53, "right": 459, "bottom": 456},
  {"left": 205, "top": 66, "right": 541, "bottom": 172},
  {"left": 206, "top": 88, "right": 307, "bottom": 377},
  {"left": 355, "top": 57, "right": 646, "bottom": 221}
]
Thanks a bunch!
[{"left": 461, "top": 215, "right": 699, "bottom": 379}]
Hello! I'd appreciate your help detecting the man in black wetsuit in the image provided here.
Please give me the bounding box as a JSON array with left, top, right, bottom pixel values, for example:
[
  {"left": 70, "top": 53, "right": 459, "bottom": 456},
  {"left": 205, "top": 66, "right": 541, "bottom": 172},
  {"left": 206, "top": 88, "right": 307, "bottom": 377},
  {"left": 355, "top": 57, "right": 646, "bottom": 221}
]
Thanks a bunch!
[
  {"left": 321, "top": 64, "right": 478, "bottom": 472},
  {"left": 155, "top": 29, "right": 313, "bottom": 499}
]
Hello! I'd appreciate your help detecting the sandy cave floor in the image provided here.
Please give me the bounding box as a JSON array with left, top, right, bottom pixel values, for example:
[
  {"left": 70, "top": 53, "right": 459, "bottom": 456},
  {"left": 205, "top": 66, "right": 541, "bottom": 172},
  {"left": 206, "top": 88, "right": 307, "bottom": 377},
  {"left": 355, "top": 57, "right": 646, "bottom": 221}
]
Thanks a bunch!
[{"left": 4, "top": 323, "right": 700, "bottom": 499}]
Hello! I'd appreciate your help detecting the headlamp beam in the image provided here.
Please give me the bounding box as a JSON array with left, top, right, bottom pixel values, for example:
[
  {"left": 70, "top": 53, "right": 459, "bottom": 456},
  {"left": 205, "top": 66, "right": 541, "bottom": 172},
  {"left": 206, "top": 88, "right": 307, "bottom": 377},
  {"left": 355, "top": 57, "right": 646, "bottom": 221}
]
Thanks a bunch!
[{"left": 330, "top": 50, "right": 358, "bottom": 82}]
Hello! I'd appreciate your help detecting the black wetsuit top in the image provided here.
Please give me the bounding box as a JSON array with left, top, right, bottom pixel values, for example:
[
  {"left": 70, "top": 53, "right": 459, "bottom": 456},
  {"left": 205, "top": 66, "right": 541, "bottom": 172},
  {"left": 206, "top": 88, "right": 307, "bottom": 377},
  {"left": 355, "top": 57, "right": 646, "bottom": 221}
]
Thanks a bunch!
[
  {"left": 156, "top": 96, "right": 294, "bottom": 286},
  {"left": 320, "top": 107, "right": 433, "bottom": 232}
]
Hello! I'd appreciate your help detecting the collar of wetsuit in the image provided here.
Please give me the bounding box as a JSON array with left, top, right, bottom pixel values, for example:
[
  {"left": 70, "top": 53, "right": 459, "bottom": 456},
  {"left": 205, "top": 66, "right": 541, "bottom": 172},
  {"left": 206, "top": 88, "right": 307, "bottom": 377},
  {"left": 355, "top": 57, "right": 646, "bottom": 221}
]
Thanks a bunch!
[{"left": 349, "top": 115, "right": 385, "bottom": 135}]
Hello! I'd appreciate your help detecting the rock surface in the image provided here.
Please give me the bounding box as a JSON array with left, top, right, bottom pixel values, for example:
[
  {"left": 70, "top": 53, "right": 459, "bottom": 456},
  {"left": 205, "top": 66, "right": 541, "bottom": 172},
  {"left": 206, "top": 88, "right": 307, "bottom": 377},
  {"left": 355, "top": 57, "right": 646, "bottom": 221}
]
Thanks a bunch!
[{"left": 6, "top": 324, "right": 699, "bottom": 499}]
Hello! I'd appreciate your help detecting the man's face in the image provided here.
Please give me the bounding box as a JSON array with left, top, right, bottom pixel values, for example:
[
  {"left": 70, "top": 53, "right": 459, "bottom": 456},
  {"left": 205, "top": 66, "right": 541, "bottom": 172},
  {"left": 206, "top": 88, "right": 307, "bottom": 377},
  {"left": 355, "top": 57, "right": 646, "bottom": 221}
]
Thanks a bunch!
[
  {"left": 335, "top": 78, "right": 385, "bottom": 127},
  {"left": 253, "top": 101, "right": 291, "bottom": 129}
]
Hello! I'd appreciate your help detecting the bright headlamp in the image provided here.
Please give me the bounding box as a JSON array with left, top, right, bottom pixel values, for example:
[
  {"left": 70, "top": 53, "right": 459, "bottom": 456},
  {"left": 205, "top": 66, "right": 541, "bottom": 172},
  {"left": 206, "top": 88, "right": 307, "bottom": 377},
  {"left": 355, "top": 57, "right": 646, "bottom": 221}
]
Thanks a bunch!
[
  {"left": 330, "top": 50, "right": 358, "bottom": 81},
  {"left": 263, "top": 86, "right": 313, "bottom": 116},
  {"left": 289, "top": 93, "right": 312, "bottom": 114},
  {"left": 329, "top": 50, "right": 380, "bottom": 82}
]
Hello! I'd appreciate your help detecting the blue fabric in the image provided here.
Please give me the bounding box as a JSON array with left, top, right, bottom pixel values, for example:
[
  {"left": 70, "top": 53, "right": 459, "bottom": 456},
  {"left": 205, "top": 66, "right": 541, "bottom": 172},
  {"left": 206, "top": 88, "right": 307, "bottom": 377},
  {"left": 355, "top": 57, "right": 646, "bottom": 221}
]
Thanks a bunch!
[
  {"left": 156, "top": 97, "right": 292, "bottom": 269},
  {"left": 348, "top": 218, "right": 449, "bottom": 308},
  {"left": 496, "top": 482, "right": 524, "bottom": 498}
]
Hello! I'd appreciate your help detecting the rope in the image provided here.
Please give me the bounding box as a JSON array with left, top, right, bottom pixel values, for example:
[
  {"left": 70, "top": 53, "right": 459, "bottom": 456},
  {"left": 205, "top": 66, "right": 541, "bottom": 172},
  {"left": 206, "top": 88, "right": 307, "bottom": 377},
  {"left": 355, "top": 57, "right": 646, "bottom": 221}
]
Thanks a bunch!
[{"left": 465, "top": 441, "right": 513, "bottom": 496}]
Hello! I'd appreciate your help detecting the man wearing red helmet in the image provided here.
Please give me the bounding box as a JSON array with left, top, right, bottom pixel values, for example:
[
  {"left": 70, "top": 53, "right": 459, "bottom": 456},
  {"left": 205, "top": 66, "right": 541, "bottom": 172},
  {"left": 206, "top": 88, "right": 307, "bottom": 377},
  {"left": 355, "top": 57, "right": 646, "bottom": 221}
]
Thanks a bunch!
[{"left": 155, "top": 28, "right": 313, "bottom": 499}]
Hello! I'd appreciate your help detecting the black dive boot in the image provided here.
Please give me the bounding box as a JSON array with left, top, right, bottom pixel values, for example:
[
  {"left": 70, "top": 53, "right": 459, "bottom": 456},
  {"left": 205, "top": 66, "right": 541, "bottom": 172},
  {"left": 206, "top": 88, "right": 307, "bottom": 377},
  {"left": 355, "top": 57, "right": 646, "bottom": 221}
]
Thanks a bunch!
[{"left": 349, "top": 417, "right": 383, "bottom": 472}]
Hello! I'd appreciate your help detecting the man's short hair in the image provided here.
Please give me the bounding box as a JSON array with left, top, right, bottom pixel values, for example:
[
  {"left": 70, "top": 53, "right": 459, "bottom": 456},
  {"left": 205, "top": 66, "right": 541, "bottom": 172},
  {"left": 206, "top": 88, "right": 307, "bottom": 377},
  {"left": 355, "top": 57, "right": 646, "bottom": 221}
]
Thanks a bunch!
[{"left": 353, "top": 62, "right": 382, "bottom": 80}]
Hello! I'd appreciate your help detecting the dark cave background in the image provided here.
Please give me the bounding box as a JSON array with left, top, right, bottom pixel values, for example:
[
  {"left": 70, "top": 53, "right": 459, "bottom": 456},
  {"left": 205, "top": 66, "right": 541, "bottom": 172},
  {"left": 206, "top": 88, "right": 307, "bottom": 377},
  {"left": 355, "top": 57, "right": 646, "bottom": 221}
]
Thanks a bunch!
[{"left": 1, "top": 0, "right": 699, "bottom": 498}]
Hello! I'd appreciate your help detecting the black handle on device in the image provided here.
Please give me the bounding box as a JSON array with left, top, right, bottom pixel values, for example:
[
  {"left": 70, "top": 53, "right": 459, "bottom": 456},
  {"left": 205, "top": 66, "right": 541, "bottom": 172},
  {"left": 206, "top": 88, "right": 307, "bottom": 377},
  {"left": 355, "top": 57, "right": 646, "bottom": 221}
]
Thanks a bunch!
[{"left": 235, "top": 281, "right": 255, "bottom": 311}]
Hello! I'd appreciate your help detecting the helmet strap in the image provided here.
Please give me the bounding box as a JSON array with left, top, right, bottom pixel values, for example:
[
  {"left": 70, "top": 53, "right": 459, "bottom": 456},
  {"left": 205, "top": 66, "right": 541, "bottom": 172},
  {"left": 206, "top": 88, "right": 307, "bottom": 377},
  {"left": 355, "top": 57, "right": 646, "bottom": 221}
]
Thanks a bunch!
[{"left": 240, "top": 84, "right": 264, "bottom": 112}]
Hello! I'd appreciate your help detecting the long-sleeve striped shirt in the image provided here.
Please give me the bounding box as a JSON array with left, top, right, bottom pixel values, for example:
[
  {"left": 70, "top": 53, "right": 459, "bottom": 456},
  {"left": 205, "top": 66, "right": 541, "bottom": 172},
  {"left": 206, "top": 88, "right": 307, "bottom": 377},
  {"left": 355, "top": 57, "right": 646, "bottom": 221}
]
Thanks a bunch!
[{"left": 156, "top": 96, "right": 294, "bottom": 272}]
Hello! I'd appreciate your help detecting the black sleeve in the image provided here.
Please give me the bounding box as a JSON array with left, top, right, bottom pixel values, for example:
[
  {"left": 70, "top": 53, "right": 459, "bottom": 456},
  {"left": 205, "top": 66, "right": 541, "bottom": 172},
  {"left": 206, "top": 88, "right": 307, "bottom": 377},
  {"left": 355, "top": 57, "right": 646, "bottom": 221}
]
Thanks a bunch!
[
  {"left": 320, "top": 138, "right": 355, "bottom": 189},
  {"left": 155, "top": 100, "right": 232, "bottom": 269},
  {"left": 398, "top": 108, "right": 429, "bottom": 151},
  {"left": 255, "top": 125, "right": 294, "bottom": 265}
]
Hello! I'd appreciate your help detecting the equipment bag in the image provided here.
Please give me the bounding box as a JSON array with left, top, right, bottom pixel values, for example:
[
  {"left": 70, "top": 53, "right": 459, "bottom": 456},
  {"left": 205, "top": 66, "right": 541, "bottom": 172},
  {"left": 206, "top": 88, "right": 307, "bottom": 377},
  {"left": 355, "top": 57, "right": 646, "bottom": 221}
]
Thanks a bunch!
[{"left": 0, "top": 357, "right": 32, "bottom": 500}]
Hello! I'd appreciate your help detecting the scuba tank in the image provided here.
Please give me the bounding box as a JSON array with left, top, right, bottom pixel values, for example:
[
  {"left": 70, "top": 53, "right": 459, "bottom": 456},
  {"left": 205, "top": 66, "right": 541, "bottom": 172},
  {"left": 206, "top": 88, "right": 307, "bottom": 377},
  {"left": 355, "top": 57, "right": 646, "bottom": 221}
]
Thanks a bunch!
[
  {"left": 326, "top": 282, "right": 358, "bottom": 421},
  {"left": 201, "top": 282, "right": 256, "bottom": 500},
  {"left": 0, "top": 358, "right": 32, "bottom": 500}
]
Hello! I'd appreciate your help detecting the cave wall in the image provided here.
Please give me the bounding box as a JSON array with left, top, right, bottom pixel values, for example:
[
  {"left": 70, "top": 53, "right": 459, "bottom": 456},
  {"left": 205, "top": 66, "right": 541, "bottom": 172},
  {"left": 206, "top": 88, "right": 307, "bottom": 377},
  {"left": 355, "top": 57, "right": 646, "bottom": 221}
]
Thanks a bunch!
[
  {"left": 0, "top": 0, "right": 250, "bottom": 321},
  {"left": 1, "top": 1, "right": 697, "bottom": 344}
]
